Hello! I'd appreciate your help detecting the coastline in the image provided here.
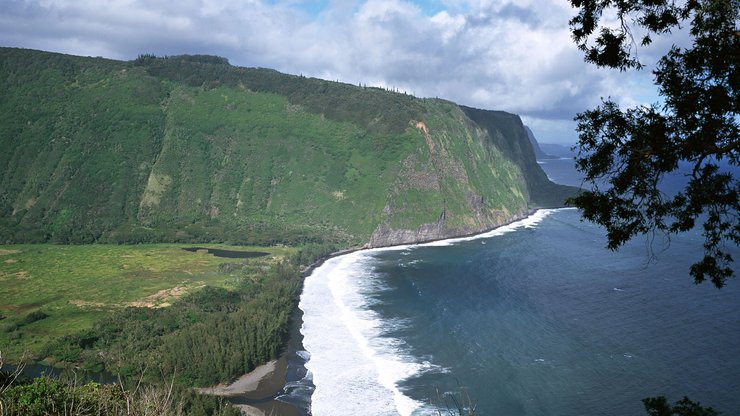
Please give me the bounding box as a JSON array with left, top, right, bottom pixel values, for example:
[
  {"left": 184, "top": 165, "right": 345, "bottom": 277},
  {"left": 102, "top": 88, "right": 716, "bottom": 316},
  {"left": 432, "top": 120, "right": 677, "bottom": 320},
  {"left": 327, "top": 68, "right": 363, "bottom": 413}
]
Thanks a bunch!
[
  {"left": 299, "top": 209, "right": 545, "bottom": 274},
  {"left": 195, "top": 360, "right": 281, "bottom": 397},
  {"left": 202, "top": 208, "right": 564, "bottom": 415},
  {"left": 197, "top": 354, "right": 300, "bottom": 416}
]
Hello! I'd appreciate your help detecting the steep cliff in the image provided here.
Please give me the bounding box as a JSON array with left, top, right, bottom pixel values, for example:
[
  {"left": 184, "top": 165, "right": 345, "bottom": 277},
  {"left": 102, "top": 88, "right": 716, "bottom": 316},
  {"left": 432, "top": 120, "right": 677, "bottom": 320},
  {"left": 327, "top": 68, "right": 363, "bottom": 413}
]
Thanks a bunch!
[
  {"left": 0, "top": 48, "right": 576, "bottom": 247},
  {"left": 524, "top": 126, "right": 558, "bottom": 160},
  {"left": 368, "top": 101, "right": 532, "bottom": 247},
  {"left": 460, "top": 106, "right": 577, "bottom": 209}
]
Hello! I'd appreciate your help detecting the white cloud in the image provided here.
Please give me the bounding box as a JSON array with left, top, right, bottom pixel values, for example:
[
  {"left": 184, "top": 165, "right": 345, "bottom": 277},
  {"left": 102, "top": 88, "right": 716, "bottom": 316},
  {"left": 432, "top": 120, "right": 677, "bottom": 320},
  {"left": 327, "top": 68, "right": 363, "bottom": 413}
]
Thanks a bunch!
[
  {"left": 430, "top": 11, "right": 465, "bottom": 43},
  {"left": 0, "top": 0, "right": 666, "bottom": 144}
]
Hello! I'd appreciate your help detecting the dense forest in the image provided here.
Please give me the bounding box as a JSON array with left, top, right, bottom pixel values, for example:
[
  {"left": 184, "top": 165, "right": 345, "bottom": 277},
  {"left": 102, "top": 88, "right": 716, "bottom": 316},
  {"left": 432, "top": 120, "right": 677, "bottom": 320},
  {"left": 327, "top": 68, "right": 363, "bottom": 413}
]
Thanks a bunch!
[
  {"left": 0, "top": 48, "right": 575, "bottom": 248},
  {"left": 42, "top": 261, "right": 299, "bottom": 386},
  {"left": 0, "top": 243, "right": 336, "bottom": 415}
]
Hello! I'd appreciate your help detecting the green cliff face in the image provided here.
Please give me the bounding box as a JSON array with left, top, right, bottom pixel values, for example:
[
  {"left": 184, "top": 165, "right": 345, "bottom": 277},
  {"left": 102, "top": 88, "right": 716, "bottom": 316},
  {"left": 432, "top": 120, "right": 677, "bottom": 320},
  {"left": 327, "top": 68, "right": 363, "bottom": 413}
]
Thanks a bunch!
[{"left": 0, "top": 48, "right": 575, "bottom": 247}]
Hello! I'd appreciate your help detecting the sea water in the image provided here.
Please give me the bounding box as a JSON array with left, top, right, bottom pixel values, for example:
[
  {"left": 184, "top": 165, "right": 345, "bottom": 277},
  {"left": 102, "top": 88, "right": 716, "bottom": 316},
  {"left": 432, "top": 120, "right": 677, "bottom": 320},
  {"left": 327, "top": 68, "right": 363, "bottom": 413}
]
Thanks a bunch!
[{"left": 298, "top": 157, "right": 740, "bottom": 415}]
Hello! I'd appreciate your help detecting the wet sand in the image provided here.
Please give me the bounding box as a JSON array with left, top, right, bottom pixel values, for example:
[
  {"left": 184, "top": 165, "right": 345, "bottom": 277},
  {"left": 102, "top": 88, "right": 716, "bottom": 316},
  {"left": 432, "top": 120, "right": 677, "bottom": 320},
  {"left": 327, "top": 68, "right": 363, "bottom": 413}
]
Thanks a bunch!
[
  {"left": 196, "top": 360, "right": 279, "bottom": 397},
  {"left": 197, "top": 355, "right": 299, "bottom": 416}
]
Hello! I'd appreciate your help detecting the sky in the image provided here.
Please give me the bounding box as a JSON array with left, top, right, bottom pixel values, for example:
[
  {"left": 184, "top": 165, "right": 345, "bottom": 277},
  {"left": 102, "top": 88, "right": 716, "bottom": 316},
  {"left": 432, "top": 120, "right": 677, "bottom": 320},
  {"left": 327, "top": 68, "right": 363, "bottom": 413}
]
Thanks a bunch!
[{"left": 0, "top": 0, "right": 680, "bottom": 144}]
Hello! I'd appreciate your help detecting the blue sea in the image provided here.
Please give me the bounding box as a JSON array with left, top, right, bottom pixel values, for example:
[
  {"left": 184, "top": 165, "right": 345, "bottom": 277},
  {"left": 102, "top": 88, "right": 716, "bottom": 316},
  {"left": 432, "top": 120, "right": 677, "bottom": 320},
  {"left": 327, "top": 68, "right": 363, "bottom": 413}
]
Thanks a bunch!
[{"left": 293, "top": 157, "right": 740, "bottom": 415}]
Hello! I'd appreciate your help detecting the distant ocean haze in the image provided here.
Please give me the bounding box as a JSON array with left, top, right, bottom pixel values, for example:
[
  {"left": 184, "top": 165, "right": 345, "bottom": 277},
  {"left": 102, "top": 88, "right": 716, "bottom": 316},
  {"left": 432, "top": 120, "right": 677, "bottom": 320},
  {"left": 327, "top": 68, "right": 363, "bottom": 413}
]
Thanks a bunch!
[{"left": 296, "top": 157, "right": 740, "bottom": 415}]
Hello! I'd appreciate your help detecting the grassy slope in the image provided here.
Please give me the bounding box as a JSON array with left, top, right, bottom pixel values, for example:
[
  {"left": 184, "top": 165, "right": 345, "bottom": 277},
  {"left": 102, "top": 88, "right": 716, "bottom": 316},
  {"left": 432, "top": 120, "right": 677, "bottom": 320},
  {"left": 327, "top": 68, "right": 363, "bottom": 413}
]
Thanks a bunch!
[
  {"left": 379, "top": 100, "right": 529, "bottom": 231},
  {"left": 0, "top": 48, "right": 570, "bottom": 247},
  {"left": 0, "top": 243, "right": 293, "bottom": 360},
  {"left": 136, "top": 84, "right": 419, "bottom": 244},
  {"left": 0, "top": 49, "right": 427, "bottom": 245},
  {"left": 0, "top": 49, "right": 166, "bottom": 243},
  {"left": 460, "top": 105, "right": 578, "bottom": 207}
]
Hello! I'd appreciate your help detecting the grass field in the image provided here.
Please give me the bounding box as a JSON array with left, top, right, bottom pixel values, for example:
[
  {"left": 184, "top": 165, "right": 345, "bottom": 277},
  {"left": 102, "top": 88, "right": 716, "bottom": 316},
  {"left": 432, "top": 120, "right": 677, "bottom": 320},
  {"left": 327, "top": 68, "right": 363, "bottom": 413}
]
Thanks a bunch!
[{"left": 0, "top": 243, "right": 294, "bottom": 360}]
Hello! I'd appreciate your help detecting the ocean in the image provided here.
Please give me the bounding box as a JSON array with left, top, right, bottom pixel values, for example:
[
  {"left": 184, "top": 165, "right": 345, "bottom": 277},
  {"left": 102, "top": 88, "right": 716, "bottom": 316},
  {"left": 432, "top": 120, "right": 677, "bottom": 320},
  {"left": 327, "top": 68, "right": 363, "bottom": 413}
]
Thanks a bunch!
[{"left": 291, "top": 157, "right": 740, "bottom": 415}]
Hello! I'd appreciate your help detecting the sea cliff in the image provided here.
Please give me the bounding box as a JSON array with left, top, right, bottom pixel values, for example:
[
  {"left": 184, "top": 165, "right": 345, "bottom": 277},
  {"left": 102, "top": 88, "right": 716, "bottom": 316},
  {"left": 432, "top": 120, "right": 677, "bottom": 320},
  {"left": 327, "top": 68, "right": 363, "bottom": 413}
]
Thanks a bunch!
[{"left": 0, "top": 48, "right": 576, "bottom": 248}]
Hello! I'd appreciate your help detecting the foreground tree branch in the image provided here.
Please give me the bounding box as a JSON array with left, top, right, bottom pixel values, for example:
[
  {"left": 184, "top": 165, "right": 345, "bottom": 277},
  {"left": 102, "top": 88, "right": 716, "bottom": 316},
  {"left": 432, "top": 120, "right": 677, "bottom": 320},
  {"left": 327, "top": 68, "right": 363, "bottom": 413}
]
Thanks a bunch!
[{"left": 569, "top": 0, "right": 739, "bottom": 287}]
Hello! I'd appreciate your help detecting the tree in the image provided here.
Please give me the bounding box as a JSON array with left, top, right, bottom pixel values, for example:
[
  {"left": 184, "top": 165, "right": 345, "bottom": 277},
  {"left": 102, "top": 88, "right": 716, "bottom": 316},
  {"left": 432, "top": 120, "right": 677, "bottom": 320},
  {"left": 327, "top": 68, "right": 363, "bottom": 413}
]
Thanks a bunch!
[
  {"left": 643, "top": 396, "right": 720, "bottom": 416},
  {"left": 568, "top": 0, "right": 739, "bottom": 287}
]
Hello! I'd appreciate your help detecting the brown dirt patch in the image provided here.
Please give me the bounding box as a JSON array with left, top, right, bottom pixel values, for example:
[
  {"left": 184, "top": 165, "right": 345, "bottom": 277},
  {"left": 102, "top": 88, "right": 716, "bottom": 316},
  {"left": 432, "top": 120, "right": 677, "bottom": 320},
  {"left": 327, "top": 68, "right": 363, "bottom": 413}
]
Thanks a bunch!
[
  {"left": 0, "top": 249, "right": 20, "bottom": 255},
  {"left": 11, "top": 271, "right": 30, "bottom": 280},
  {"left": 70, "top": 300, "right": 107, "bottom": 309},
  {"left": 125, "top": 283, "right": 204, "bottom": 308}
]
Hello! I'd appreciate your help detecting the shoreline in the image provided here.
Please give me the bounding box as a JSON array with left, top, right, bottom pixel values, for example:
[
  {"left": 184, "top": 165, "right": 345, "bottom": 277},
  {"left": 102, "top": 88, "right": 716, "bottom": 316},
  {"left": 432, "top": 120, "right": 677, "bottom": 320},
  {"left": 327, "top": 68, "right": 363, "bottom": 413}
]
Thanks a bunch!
[
  {"left": 195, "top": 360, "right": 281, "bottom": 398},
  {"left": 197, "top": 355, "right": 300, "bottom": 416},
  {"left": 298, "top": 209, "right": 550, "bottom": 276},
  {"left": 8, "top": 210, "right": 565, "bottom": 415},
  {"left": 200, "top": 208, "right": 565, "bottom": 415}
]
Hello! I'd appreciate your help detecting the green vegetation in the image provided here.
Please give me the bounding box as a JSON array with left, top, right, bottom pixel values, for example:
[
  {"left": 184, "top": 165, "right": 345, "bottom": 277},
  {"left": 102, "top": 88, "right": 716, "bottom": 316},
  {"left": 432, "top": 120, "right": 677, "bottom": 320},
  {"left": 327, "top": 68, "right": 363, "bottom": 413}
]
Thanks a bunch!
[
  {"left": 0, "top": 242, "right": 335, "bottom": 414},
  {"left": 0, "top": 46, "right": 577, "bottom": 414},
  {"left": 0, "top": 47, "right": 575, "bottom": 248},
  {"left": 0, "top": 50, "right": 166, "bottom": 244},
  {"left": 0, "top": 244, "right": 292, "bottom": 361},
  {"left": 40, "top": 260, "right": 299, "bottom": 386},
  {"left": 460, "top": 105, "right": 576, "bottom": 208},
  {"left": 642, "top": 396, "right": 720, "bottom": 416},
  {"left": 568, "top": 0, "right": 738, "bottom": 287},
  {"left": 0, "top": 242, "right": 339, "bottom": 384},
  {"left": 134, "top": 53, "right": 424, "bottom": 135},
  {"left": 0, "top": 368, "right": 239, "bottom": 416}
]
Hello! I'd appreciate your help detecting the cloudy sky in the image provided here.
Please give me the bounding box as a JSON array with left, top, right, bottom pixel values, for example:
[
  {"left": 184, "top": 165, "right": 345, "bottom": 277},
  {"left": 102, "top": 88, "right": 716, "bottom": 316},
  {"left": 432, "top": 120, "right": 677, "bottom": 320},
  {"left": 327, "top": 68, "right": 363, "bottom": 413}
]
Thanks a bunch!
[{"left": 0, "top": 0, "right": 674, "bottom": 144}]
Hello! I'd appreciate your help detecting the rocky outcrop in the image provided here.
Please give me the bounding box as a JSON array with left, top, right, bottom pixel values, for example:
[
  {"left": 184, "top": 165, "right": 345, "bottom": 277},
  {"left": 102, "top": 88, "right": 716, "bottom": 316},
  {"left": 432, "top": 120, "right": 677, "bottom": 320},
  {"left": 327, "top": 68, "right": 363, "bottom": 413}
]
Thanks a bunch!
[
  {"left": 369, "top": 210, "right": 447, "bottom": 247},
  {"left": 366, "top": 103, "right": 577, "bottom": 248},
  {"left": 368, "top": 207, "right": 529, "bottom": 247}
]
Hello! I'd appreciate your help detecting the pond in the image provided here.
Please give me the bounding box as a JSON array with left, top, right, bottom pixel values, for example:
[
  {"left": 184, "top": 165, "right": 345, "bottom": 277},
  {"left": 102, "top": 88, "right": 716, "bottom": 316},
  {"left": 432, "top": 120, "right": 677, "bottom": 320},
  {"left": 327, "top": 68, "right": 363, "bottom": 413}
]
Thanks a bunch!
[{"left": 182, "top": 247, "right": 270, "bottom": 259}]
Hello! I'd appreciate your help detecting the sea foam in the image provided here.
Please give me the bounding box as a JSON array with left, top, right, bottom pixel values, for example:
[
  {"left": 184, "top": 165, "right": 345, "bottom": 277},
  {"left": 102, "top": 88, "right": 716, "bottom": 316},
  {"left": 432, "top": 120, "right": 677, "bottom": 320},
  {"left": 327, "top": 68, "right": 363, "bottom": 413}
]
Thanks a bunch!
[
  {"left": 299, "top": 209, "right": 562, "bottom": 415},
  {"left": 300, "top": 251, "right": 433, "bottom": 415},
  {"left": 419, "top": 208, "right": 561, "bottom": 247}
]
